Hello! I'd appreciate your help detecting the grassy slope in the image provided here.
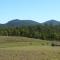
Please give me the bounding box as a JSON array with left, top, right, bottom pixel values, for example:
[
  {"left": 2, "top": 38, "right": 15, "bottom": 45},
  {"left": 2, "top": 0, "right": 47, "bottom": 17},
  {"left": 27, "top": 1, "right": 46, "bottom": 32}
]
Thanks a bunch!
[
  {"left": 0, "top": 36, "right": 60, "bottom": 60},
  {"left": 0, "top": 36, "right": 51, "bottom": 48}
]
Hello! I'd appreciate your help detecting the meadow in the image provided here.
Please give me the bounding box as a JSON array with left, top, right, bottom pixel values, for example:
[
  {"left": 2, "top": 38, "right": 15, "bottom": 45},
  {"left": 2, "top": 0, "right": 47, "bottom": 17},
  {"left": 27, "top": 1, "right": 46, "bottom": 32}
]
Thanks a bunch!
[{"left": 0, "top": 36, "right": 60, "bottom": 60}]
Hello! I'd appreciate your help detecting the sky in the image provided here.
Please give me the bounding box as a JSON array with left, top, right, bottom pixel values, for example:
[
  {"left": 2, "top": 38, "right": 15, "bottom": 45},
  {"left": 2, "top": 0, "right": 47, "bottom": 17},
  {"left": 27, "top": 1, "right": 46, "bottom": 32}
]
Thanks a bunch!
[{"left": 0, "top": 0, "right": 60, "bottom": 24}]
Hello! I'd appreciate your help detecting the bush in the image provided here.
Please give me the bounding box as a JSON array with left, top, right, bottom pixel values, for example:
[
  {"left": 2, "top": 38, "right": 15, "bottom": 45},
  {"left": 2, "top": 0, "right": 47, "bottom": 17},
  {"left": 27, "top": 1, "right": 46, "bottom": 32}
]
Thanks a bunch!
[{"left": 51, "top": 43, "right": 55, "bottom": 46}]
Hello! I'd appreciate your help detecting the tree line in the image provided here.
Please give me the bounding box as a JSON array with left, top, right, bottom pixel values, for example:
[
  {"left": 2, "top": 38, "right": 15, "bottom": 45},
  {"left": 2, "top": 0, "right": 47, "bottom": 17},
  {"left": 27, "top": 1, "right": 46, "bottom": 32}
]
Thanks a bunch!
[{"left": 0, "top": 24, "right": 60, "bottom": 41}]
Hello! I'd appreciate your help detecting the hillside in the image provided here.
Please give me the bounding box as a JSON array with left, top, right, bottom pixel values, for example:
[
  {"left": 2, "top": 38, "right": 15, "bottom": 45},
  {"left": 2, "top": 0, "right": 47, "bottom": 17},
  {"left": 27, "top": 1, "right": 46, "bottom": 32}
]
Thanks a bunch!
[
  {"left": 0, "top": 19, "right": 60, "bottom": 27},
  {"left": 43, "top": 19, "right": 60, "bottom": 25},
  {"left": 0, "top": 19, "right": 39, "bottom": 27},
  {"left": 0, "top": 19, "right": 60, "bottom": 41}
]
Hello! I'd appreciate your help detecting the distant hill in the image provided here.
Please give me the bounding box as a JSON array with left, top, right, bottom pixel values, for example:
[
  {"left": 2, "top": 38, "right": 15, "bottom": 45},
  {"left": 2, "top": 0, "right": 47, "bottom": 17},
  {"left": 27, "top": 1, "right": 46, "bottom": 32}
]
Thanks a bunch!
[
  {"left": 43, "top": 20, "right": 60, "bottom": 25},
  {"left": 0, "top": 19, "right": 60, "bottom": 27},
  {"left": 0, "top": 19, "right": 39, "bottom": 27}
]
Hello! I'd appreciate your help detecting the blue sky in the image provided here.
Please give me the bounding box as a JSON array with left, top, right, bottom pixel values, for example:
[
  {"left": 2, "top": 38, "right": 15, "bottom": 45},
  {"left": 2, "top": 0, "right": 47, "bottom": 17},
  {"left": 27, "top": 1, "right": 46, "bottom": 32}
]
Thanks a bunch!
[{"left": 0, "top": 0, "right": 60, "bottom": 23}]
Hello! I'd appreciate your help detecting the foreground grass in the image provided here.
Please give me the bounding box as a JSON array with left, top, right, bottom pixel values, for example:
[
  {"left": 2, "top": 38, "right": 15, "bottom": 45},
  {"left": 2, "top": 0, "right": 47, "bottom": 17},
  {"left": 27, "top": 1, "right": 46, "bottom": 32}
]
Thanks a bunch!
[
  {"left": 0, "top": 46, "right": 60, "bottom": 60},
  {"left": 0, "top": 36, "right": 60, "bottom": 60}
]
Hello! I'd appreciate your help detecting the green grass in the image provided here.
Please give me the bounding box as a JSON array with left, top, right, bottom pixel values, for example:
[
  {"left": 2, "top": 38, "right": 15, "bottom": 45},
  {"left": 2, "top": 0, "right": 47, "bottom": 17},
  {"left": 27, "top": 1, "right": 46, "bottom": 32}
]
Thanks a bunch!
[
  {"left": 0, "top": 36, "right": 51, "bottom": 48},
  {"left": 0, "top": 36, "right": 60, "bottom": 60}
]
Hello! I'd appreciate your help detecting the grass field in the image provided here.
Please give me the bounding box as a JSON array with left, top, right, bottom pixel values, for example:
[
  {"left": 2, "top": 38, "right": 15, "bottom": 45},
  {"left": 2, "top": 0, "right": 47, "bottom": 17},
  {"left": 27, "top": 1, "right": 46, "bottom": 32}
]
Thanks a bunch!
[{"left": 0, "top": 36, "right": 60, "bottom": 60}]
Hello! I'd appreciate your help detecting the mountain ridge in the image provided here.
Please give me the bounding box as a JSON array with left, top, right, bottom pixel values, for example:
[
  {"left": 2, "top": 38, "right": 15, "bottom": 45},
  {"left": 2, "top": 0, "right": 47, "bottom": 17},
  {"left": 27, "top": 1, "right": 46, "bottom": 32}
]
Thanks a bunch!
[
  {"left": 0, "top": 19, "right": 60, "bottom": 27},
  {"left": 0, "top": 19, "right": 39, "bottom": 27},
  {"left": 43, "top": 19, "right": 60, "bottom": 25}
]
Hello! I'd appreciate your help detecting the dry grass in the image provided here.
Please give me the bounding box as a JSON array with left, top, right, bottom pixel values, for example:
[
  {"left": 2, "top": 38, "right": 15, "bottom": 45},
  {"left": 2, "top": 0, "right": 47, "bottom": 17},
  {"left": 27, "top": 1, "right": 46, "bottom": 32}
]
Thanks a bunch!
[
  {"left": 0, "top": 46, "right": 60, "bottom": 60},
  {"left": 0, "top": 36, "right": 60, "bottom": 60},
  {"left": 0, "top": 36, "right": 51, "bottom": 48}
]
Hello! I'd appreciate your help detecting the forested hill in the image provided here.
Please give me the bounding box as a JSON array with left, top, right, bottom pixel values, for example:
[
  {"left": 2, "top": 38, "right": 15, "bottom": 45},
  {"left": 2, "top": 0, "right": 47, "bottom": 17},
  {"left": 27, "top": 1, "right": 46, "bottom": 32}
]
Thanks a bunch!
[
  {"left": 43, "top": 20, "right": 60, "bottom": 25},
  {"left": 0, "top": 19, "right": 60, "bottom": 41},
  {"left": 0, "top": 19, "right": 39, "bottom": 27},
  {"left": 0, "top": 19, "right": 60, "bottom": 27}
]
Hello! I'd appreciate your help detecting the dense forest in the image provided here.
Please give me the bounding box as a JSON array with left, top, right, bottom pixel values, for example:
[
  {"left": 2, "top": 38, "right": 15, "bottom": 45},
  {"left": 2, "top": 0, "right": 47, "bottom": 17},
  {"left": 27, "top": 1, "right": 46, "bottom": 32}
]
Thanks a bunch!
[{"left": 0, "top": 24, "right": 60, "bottom": 41}]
